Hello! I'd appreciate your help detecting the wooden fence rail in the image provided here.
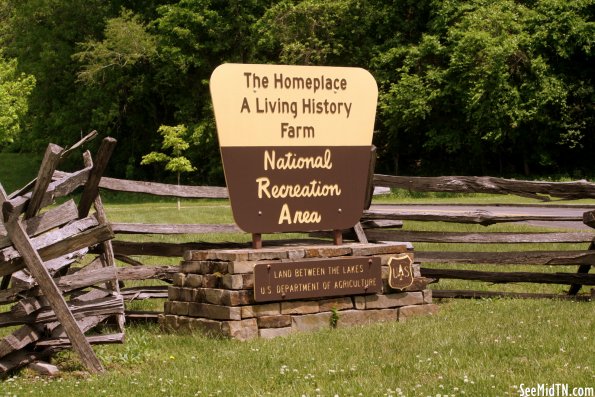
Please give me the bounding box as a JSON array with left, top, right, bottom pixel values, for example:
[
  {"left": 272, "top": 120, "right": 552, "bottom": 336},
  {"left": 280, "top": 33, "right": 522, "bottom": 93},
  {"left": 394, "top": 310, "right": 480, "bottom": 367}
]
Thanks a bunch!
[
  {"left": 373, "top": 174, "right": 595, "bottom": 201},
  {"left": 80, "top": 173, "right": 595, "bottom": 305},
  {"left": 368, "top": 175, "right": 595, "bottom": 301},
  {"left": 8, "top": 170, "right": 588, "bottom": 335}
]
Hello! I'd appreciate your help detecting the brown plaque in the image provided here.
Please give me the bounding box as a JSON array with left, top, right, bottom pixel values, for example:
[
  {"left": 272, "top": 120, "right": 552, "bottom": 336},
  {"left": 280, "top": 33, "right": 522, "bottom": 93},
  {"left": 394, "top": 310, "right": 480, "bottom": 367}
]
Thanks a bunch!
[
  {"left": 254, "top": 257, "right": 381, "bottom": 302},
  {"left": 388, "top": 254, "right": 414, "bottom": 290}
]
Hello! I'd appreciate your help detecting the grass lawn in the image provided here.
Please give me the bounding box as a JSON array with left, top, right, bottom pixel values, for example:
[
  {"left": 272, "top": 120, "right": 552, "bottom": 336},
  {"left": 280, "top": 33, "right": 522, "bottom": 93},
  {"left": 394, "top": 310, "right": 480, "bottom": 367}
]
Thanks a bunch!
[
  {"left": 1, "top": 299, "right": 592, "bottom": 397},
  {"left": 0, "top": 197, "right": 593, "bottom": 396},
  {"left": 0, "top": 155, "right": 593, "bottom": 396}
]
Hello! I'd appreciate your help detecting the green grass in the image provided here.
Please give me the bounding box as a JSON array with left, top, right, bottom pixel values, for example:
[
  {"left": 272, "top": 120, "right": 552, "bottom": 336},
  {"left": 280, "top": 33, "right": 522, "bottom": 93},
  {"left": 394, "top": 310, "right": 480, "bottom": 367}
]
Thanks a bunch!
[
  {"left": 0, "top": 152, "right": 41, "bottom": 194},
  {"left": 1, "top": 155, "right": 594, "bottom": 395},
  {"left": 2, "top": 197, "right": 591, "bottom": 397},
  {"left": 2, "top": 299, "right": 593, "bottom": 396}
]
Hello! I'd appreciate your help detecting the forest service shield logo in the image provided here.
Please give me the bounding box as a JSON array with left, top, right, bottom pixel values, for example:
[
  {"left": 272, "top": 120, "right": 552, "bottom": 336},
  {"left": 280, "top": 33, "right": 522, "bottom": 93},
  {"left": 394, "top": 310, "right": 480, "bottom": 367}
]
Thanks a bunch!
[{"left": 388, "top": 254, "right": 414, "bottom": 290}]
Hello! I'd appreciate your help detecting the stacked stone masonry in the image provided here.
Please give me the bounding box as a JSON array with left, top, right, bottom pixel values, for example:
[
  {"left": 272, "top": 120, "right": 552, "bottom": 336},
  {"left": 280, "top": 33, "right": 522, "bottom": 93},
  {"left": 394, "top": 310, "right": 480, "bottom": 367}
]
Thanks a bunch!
[{"left": 160, "top": 242, "right": 438, "bottom": 340}]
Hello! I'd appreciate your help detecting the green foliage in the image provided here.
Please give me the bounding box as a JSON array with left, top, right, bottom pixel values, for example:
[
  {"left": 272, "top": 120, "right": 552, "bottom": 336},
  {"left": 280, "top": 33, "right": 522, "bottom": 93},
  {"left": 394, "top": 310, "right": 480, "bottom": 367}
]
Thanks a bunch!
[
  {"left": 375, "top": 0, "right": 594, "bottom": 175},
  {"left": 0, "top": 52, "right": 35, "bottom": 146},
  {"left": 0, "top": 152, "right": 41, "bottom": 194},
  {"left": 254, "top": 0, "right": 376, "bottom": 65},
  {"left": 329, "top": 307, "right": 339, "bottom": 328},
  {"left": 0, "top": 0, "right": 592, "bottom": 179},
  {"left": 1, "top": 0, "right": 113, "bottom": 150},
  {"left": 73, "top": 10, "right": 158, "bottom": 84},
  {"left": 141, "top": 124, "right": 196, "bottom": 178}
]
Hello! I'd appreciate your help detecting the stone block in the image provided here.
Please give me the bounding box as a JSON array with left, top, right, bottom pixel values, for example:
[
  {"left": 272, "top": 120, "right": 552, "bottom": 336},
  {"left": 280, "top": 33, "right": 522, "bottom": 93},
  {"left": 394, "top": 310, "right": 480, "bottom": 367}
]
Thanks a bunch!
[
  {"left": 287, "top": 249, "right": 306, "bottom": 260},
  {"left": 204, "top": 274, "right": 222, "bottom": 288},
  {"left": 202, "top": 288, "right": 226, "bottom": 305},
  {"left": 160, "top": 314, "right": 179, "bottom": 331},
  {"left": 241, "top": 303, "right": 281, "bottom": 318},
  {"left": 248, "top": 247, "right": 291, "bottom": 261},
  {"left": 185, "top": 274, "right": 220, "bottom": 288},
  {"left": 227, "top": 290, "right": 253, "bottom": 306},
  {"left": 182, "top": 250, "right": 235, "bottom": 261},
  {"left": 181, "top": 260, "right": 229, "bottom": 274},
  {"left": 202, "top": 288, "right": 254, "bottom": 306},
  {"left": 188, "top": 317, "right": 224, "bottom": 336},
  {"left": 173, "top": 273, "right": 186, "bottom": 287},
  {"left": 423, "top": 289, "right": 432, "bottom": 304},
  {"left": 319, "top": 297, "right": 353, "bottom": 312},
  {"left": 169, "top": 301, "right": 189, "bottom": 316},
  {"left": 214, "top": 250, "right": 250, "bottom": 261},
  {"left": 413, "top": 263, "right": 421, "bottom": 278},
  {"left": 180, "top": 260, "right": 203, "bottom": 273},
  {"left": 259, "top": 327, "right": 294, "bottom": 339},
  {"left": 222, "top": 318, "right": 258, "bottom": 341},
  {"left": 177, "top": 316, "right": 191, "bottom": 332},
  {"left": 399, "top": 304, "right": 439, "bottom": 322},
  {"left": 291, "top": 312, "right": 333, "bottom": 332},
  {"left": 365, "top": 292, "right": 423, "bottom": 309},
  {"left": 303, "top": 245, "right": 352, "bottom": 258},
  {"left": 184, "top": 274, "right": 203, "bottom": 288},
  {"left": 408, "top": 277, "right": 433, "bottom": 292},
  {"left": 168, "top": 286, "right": 181, "bottom": 301},
  {"left": 257, "top": 315, "right": 292, "bottom": 328},
  {"left": 221, "top": 274, "right": 248, "bottom": 289},
  {"left": 227, "top": 261, "right": 257, "bottom": 274},
  {"left": 242, "top": 274, "right": 255, "bottom": 289},
  {"left": 181, "top": 287, "right": 200, "bottom": 302},
  {"left": 281, "top": 300, "right": 320, "bottom": 315},
  {"left": 351, "top": 242, "right": 411, "bottom": 256},
  {"left": 28, "top": 361, "right": 60, "bottom": 376},
  {"left": 354, "top": 296, "right": 366, "bottom": 310},
  {"left": 183, "top": 250, "right": 207, "bottom": 261},
  {"left": 220, "top": 273, "right": 253, "bottom": 289},
  {"left": 188, "top": 303, "right": 241, "bottom": 320},
  {"left": 337, "top": 309, "right": 398, "bottom": 328}
]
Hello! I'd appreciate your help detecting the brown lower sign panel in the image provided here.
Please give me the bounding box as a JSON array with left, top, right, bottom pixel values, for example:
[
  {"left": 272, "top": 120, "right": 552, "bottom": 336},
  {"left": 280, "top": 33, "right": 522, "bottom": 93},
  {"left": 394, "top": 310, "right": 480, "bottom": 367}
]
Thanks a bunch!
[
  {"left": 220, "top": 146, "right": 372, "bottom": 233},
  {"left": 253, "top": 257, "right": 381, "bottom": 302}
]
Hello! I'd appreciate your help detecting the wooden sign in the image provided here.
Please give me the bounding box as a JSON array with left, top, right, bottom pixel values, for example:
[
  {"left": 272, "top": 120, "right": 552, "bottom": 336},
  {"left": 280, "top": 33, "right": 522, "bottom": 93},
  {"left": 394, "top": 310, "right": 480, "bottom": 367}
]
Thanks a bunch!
[
  {"left": 388, "top": 254, "right": 414, "bottom": 290},
  {"left": 253, "top": 257, "right": 381, "bottom": 302},
  {"left": 210, "top": 64, "right": 378, "bottom": 233}
]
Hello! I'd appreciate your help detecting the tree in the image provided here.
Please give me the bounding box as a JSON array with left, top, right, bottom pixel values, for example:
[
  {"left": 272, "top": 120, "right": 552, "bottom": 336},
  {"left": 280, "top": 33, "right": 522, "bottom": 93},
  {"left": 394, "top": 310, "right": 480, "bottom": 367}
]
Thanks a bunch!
[
  {"left": 2, "top": 0, "right": 113, "bottom": 150},
  {"left": 253, "top": 0, "right": 379, "bottom": 66},
  {"left": 376, "top": 0, "right": 593, "bottom": 175},
  {"left": 0, "top": 52, "right": 35, "bottom": 147},
  {"left": 141, "top": 124, "right": 196, "bottom": 209},
  {"left": 2, "top": 0, "right": 592, "bottom": 179},
  {"left": 73, "top": 9, "right": 160, "bottom": 177}
]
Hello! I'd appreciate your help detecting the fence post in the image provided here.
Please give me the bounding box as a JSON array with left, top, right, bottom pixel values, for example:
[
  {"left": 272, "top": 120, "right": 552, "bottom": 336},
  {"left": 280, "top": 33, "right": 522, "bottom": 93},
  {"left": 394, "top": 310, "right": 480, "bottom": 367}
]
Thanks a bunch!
[{"left": 568, "top": 210, "right": 595, "bottom": 295}]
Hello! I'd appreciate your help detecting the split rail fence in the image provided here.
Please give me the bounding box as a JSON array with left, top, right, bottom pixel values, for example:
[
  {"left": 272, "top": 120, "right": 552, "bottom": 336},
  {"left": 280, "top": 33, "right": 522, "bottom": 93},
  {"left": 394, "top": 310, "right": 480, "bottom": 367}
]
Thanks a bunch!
[
  {"left": 4, "top": 160, "right": 592, "bottom": 371},
  {"left": 363, "top": 175, "right": 595, "bottom": 301},
  {"left": 5, "top": 136, "right": 592, "bottom": 375},
  {"left": 97, "top": 173, "right": 594, "bottom": 307}
]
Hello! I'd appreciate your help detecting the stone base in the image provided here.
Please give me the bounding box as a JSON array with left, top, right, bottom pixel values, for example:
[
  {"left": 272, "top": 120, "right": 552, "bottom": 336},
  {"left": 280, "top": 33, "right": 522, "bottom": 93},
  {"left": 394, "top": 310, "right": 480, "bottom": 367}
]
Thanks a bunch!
[{"left": 161, "top": 242, "right": 438, "bottom": 340}]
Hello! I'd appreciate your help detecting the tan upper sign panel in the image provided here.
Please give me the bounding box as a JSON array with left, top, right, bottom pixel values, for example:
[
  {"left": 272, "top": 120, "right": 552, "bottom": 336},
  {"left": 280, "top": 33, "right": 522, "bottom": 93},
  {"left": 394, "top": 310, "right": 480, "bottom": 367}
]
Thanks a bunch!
[{"left": 210, "top": 63, "right": 378, "bottom": 147}]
